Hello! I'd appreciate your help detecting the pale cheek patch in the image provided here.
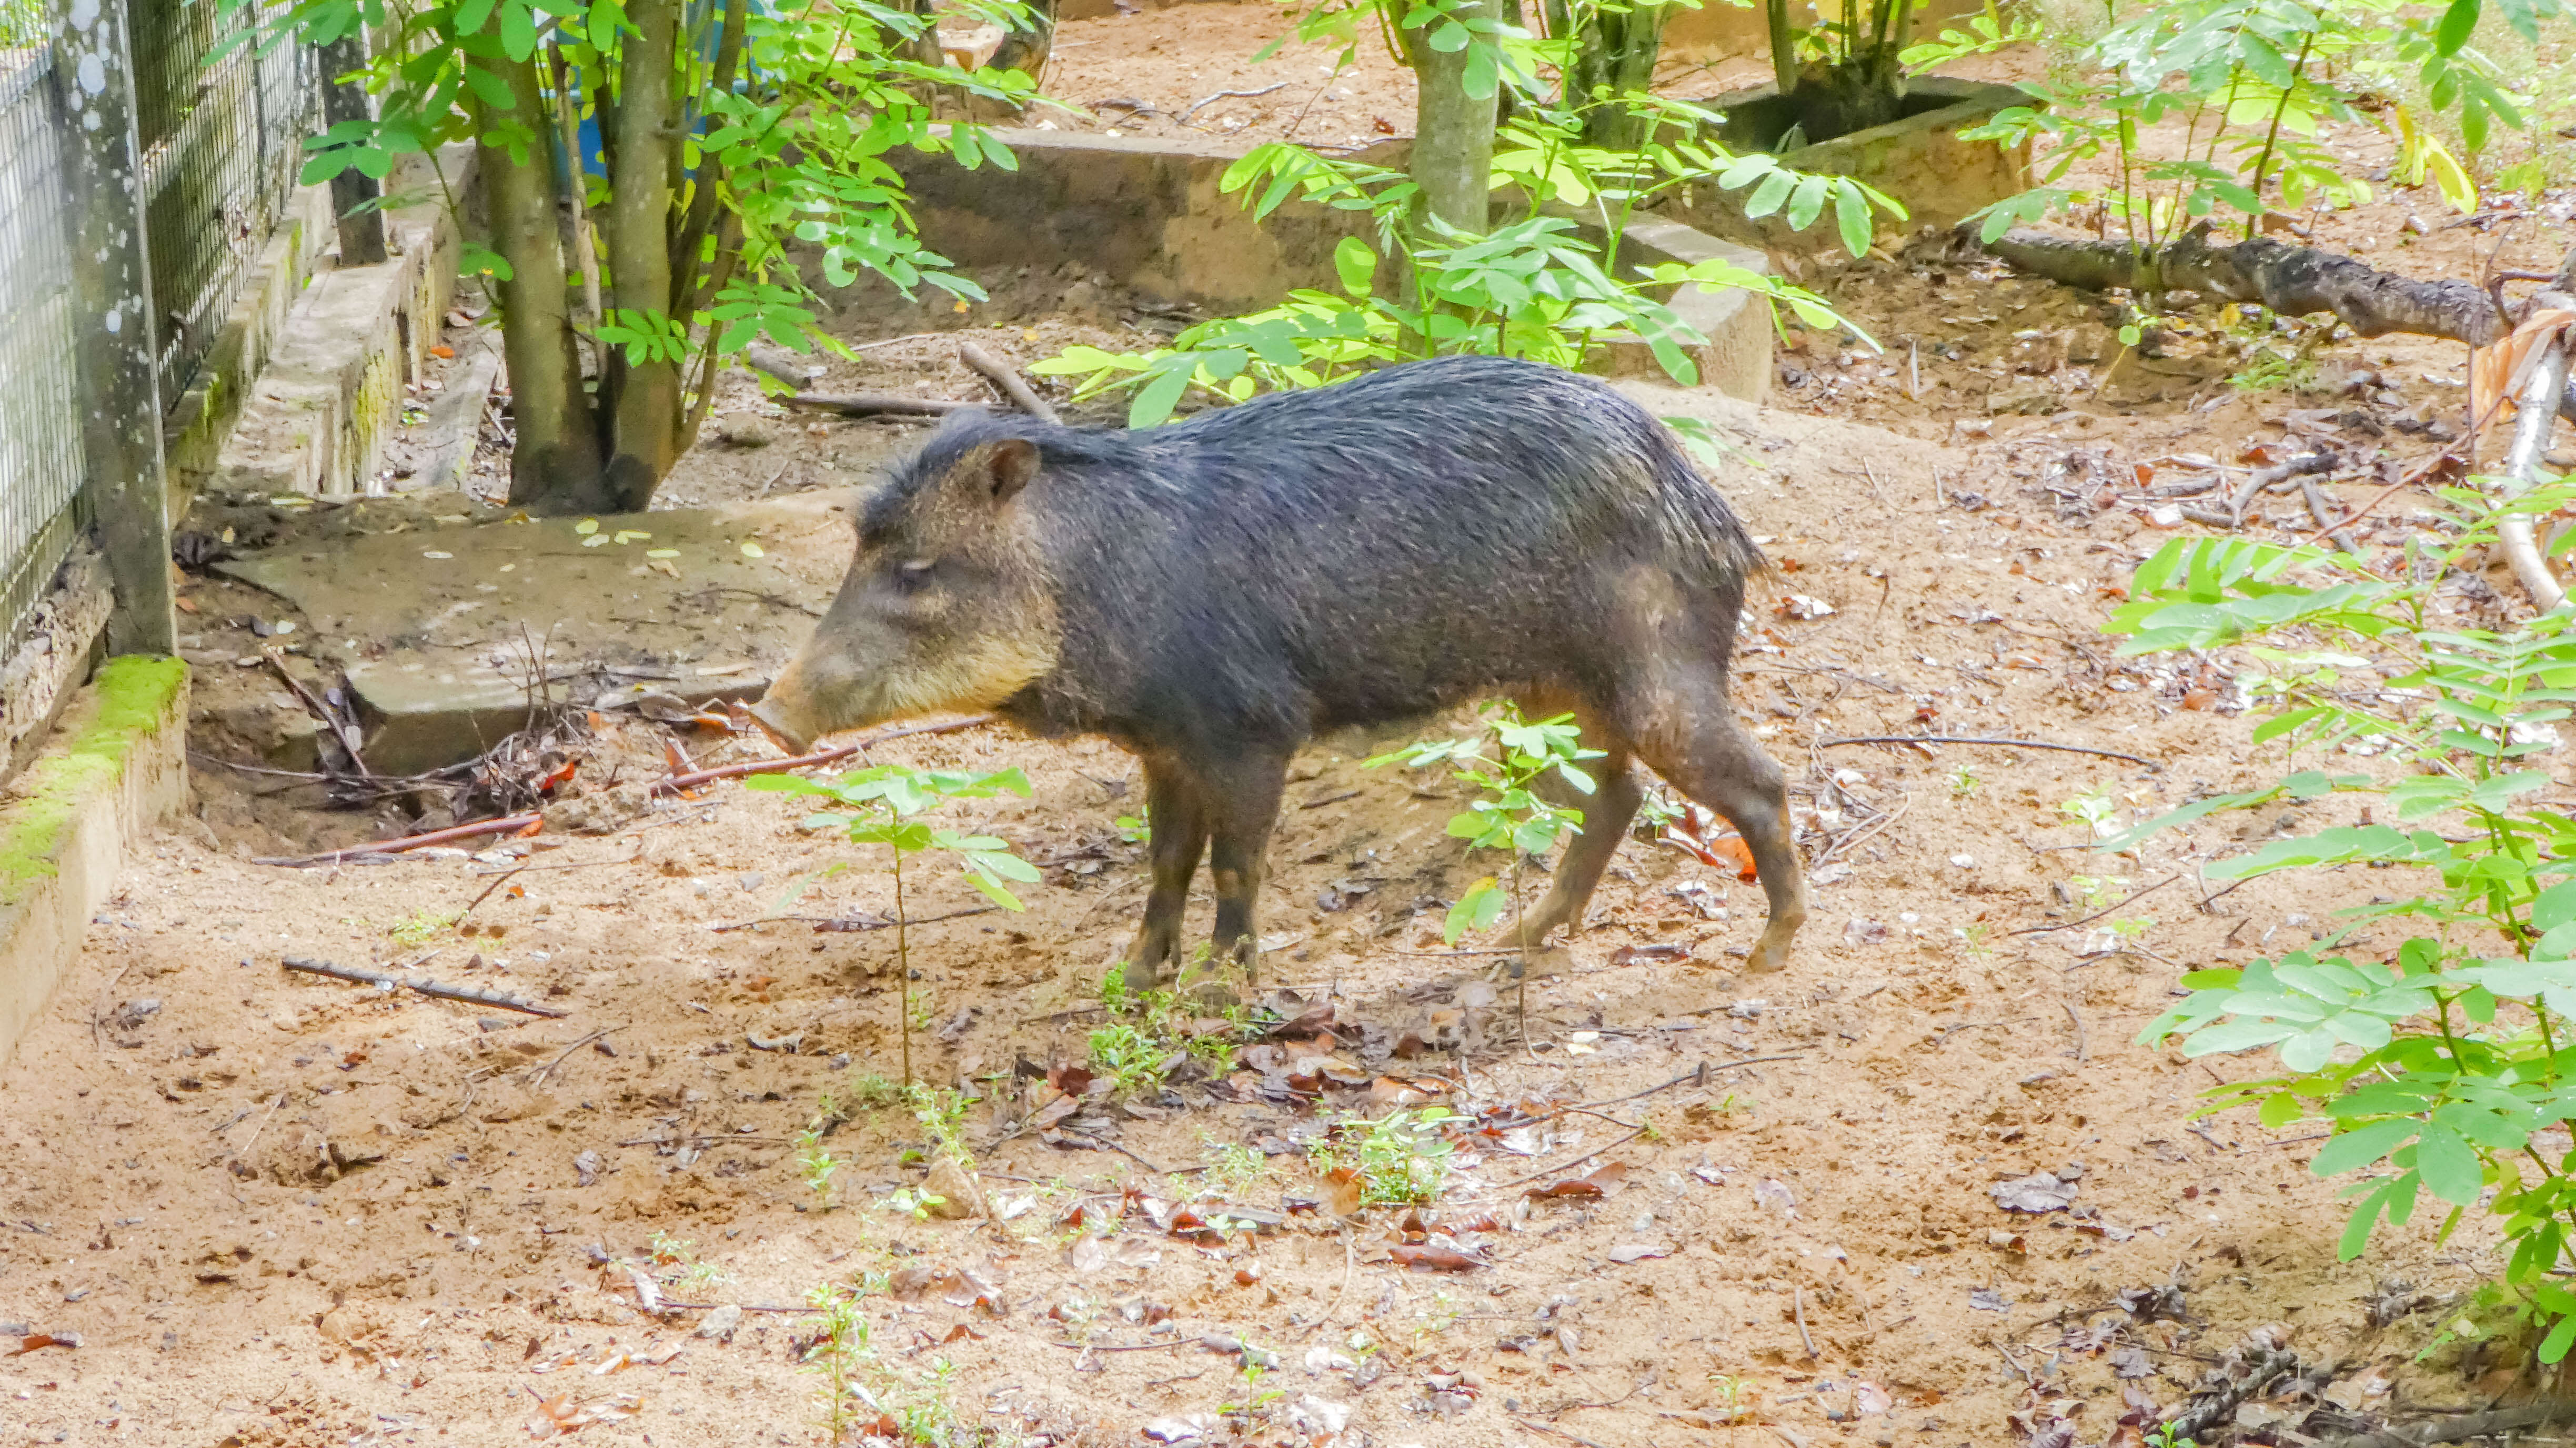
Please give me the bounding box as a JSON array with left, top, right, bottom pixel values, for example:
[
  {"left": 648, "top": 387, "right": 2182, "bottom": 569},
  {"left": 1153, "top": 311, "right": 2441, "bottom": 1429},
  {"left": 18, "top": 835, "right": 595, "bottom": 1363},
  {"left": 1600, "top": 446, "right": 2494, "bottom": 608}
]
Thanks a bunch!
[{"left": 866, "top": 632, "right": 1061, "bottom": 721}]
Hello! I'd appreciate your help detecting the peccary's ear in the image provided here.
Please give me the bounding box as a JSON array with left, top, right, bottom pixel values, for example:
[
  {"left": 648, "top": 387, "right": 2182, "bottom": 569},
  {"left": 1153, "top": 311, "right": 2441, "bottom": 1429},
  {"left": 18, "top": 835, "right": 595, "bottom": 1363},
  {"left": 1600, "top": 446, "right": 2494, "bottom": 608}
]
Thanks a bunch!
[{"left": 987, "top": 440, "right": 1039, "bottom": 504}]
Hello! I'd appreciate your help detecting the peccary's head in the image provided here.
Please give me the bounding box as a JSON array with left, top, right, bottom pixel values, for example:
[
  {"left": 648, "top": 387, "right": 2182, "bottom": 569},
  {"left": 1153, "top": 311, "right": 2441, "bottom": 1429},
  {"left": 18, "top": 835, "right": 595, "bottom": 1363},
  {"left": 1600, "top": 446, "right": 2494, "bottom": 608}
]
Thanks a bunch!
[{"left": 752, "top": 419, "right": 1060, "bottom": 750}]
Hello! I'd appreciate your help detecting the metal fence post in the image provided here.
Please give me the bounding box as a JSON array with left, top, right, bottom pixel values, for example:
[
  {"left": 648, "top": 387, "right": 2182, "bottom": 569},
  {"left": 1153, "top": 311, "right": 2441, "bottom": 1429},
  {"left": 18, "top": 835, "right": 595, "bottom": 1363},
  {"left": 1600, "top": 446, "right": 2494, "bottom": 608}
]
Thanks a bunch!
[{"left": 48, "top": 0, "right": 176, "bottom": 657}]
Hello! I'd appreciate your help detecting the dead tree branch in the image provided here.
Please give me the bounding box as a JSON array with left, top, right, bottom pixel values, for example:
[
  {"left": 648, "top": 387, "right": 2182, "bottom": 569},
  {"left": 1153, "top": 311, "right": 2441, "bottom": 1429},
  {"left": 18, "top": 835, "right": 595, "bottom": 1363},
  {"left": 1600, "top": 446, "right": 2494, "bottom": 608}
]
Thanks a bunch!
[{"left": 1976, "top": 224, "right": 2507, "bottom": 342}]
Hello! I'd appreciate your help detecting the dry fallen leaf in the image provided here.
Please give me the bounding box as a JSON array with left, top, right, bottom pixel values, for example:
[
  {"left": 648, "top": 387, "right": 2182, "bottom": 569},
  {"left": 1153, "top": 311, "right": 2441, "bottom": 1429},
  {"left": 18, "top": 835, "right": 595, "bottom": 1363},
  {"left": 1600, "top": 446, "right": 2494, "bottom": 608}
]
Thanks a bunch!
[
  {"left": 1390, "top": 1244, "right": 1485, "bottom": 1272},
  {"left": 1527, "top": 1160, "right": 1629, "bottom": 1200},
  {"left": 1990, "top": 1171, "right": 2080, "bottom": 1213}
]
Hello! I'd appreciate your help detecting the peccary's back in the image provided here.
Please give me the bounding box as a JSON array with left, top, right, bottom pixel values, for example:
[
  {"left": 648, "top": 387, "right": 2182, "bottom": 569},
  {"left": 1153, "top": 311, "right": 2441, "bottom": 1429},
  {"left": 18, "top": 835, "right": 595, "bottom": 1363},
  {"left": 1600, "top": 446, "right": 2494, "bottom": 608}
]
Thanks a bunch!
[{"left": 990, "top": 356, "right": 1764, "bottom": 739}]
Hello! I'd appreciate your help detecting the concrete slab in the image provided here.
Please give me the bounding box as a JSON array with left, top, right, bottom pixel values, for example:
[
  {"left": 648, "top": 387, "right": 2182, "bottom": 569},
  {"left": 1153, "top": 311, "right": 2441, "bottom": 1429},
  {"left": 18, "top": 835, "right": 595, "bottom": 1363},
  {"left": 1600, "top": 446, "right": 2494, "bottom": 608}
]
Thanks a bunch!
[
  {"left": 211, "top": 494, "right": 857, "bottom": 774},
  {"left": 0, "top": 656, "right": 188, "bottom": 1071}
]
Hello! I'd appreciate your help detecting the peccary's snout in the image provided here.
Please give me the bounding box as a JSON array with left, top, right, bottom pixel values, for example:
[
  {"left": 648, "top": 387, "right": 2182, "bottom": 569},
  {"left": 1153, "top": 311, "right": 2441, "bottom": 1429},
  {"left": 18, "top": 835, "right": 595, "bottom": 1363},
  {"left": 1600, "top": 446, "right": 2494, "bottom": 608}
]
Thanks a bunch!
[{"left": 749, "top": 650, "right": 835, "bottom": 754}]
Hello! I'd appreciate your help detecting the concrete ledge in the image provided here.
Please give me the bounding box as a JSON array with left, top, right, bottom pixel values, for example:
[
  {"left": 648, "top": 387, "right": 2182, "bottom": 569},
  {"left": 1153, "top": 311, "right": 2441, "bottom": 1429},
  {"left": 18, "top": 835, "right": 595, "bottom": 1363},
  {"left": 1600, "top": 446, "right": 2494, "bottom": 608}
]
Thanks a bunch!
[
  {"left": 0, "top": 541, "right": 113, "bottom": 778},
  {"left": 210, "top": 146, "right": 475, "bottom": 501},
  {"left": 879, "top": 129, "right": 1774, "bottom": 403},
  {"left": 0, "top": 656, "right": 189, "bottom": 1071},
  {"left": 1681, "top": 77, "right": 2034, "bottom": 243},
  {"left": 163, "top": 185, "right": 336, "bottom": 517}
]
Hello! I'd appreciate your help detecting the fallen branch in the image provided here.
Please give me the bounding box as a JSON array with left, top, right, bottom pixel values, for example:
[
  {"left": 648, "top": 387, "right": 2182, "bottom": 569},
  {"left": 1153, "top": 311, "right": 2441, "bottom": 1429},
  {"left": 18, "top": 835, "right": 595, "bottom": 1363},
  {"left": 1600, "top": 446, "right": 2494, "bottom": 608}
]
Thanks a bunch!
[
  {"left": 959, "top": 341, "right": 1060, "bottom": 424},
  {"left": 282, "top": 954, "right": 568, "bottom": 1018},
  {"left": 1975, "top": 225, "right": 2576, "bottom": 427},
  {"left": 653, "top": 715, "right": 992, "bottom": 796},
  {"left": 2317, "top": 1404, "right": 2574, "bottom": 1448},
  {"left": 1975, "top": 223, "right": 2507, "bottom": 345},
  {"left": 782, "top": 392, "right": 970, "bottom": 418},
  {"left": 708, "top": 905, "right": 995, "bottom": 933},
  {"left": 1818, "top": 736, "right": 2157, "bottom": 768},
  {"left": 254, "top": 812, "right": 542, "bottom": 868}
]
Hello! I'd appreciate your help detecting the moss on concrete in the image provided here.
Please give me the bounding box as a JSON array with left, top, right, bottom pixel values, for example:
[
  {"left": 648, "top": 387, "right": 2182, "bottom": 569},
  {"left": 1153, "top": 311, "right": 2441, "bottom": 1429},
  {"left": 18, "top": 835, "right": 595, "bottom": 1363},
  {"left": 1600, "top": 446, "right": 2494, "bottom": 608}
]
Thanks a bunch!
[{"left": 0, "top": 656, "right": 186, "bottom": 904}]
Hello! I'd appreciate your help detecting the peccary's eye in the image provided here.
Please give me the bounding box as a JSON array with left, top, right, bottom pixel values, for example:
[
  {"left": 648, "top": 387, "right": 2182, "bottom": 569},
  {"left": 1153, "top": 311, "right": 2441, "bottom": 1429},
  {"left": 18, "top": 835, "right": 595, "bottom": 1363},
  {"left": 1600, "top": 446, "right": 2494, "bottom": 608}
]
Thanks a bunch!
[{"left": 894, "top": 559, "right": 935, "bottom": 594}]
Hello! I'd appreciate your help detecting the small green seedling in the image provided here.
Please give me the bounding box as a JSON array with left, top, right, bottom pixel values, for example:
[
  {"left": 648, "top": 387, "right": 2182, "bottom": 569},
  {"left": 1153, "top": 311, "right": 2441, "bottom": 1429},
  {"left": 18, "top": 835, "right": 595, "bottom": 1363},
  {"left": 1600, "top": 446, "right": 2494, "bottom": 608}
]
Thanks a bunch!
[
  {"left": 1088, "top": 1022, "right": 1169, "bottom": 1097},
  {"left": 2058, "top": 786, "right": 2118, "bottom": 840},
  {"left": 752, "top": 763, "right": 1041, "bottom": 1088},
  {"left": 1307, "top": 1107, "right": 1457, "bottom": 1207},
  {"left": 389, "top": 908, "right": 457, "bottom": 947},
  {"left": 1368, "top": 703, "right": 1601, "bottom": 1040}
]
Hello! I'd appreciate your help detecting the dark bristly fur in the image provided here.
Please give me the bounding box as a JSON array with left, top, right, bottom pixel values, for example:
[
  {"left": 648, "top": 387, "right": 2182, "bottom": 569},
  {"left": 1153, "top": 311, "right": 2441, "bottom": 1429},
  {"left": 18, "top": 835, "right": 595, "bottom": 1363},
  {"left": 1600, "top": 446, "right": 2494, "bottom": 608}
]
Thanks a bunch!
[{"left": 757, "top": 355, "right": 1808, "bottom": 988}]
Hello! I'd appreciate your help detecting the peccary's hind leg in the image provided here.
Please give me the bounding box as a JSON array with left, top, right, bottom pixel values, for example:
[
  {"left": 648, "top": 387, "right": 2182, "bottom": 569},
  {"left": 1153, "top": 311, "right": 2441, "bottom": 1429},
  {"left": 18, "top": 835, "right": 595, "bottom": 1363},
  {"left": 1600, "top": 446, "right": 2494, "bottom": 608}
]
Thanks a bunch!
[
  {"left": 1126, "top": 756, "right": 1210, "bottom": 987},
  {"left": 1517, "top": 738, "right": 1641, "bottom": 945},
  {"left": 1201, "top": 749, "right": 1291, "bottom": 991},
  {"left": 1623, "top": 675, "right": 1808, "bottom": 972}
]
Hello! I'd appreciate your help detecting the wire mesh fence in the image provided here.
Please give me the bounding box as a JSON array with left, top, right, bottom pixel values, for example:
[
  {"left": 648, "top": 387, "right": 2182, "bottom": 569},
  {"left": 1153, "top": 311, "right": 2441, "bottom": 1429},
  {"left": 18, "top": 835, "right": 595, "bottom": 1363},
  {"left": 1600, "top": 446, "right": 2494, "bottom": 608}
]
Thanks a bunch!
[
  {"left": 0, "top": 43, "right": 92, "bottom": 657},
  {"left": 0, "top": 0, "right": 321, "bottom": 661},
  {"left": 132, "top": 0, "right": 315, "bottom": 394}
]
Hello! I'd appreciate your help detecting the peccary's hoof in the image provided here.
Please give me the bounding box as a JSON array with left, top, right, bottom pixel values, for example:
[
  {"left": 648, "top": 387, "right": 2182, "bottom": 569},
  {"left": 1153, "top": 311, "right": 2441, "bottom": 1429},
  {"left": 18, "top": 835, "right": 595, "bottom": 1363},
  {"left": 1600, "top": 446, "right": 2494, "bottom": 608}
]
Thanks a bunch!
[{"left": 1744, "top": 929, "right": 1796, "bottom": 974}]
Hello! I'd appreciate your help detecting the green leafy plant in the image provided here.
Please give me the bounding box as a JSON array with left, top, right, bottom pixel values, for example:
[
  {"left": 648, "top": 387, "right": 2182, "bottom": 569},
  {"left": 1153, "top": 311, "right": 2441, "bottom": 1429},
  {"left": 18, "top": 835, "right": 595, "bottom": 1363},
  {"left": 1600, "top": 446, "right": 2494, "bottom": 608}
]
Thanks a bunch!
[
  {"left": 1033, "top": 56, "right": 1885, "bottom": 429},
  {"left": 2059, "top": 786, "right": 2119, "bottom": 839},
  {"left": 1966, "top": 0, "right": 2567, "bottom": 254},
  {"left": 256, "top": 0, "right": 1038, "bottom": 511},
  {"left": 1205, "top": 1140, "right": 1272, "bottom": 1195},
  {"left": 388, "top": 908, "right": 458, "bottom": 947},
  {"left": 2115, "top": 478, "right": 2576, "bottom": 1359},
  {"left": 751, "top": 765, "right": 1040, "bottom": 1089},
  {"left": 1309, "top": 1108, "right": 1459, "bottom": 1206},
  {"left": 1087, "top": 1023, "right": 1169, "bottom": 1097},
  {"left": 1369, "top": 705, "right": 1603, "bottom": 946},
  {"left": 800, "top": 1277, "right": 968, "bottom": 1443},
  {"left": 795, "top": 1099, "right": 844, "bottom": 1208},
  {"left": 649, "top": 1230, "right": 729, "bottom": 1292}
]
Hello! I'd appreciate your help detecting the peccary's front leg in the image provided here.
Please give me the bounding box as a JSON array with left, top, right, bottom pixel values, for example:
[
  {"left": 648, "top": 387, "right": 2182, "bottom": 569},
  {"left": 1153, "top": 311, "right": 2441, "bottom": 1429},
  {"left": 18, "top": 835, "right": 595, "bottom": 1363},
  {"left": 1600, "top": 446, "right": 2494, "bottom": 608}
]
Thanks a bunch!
[{"left": 1125, "top": 756, "right": 1209, "bottom": 987}]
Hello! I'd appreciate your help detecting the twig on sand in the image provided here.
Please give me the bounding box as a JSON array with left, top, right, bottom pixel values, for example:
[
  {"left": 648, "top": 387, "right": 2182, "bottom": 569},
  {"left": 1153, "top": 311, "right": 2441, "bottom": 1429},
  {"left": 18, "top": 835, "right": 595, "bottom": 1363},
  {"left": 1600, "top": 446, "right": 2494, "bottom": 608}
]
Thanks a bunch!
[
  {"left": 1819, "top": 735, "right": 2158, "bottom": 769},
  {"left": 528, "top": 1026, "right": 620, "bottom": 1087},
  {"left": 455, "top": 867, "right": 525, "bottom": 926},
  {"left": 1179, "top": 81, "right": 1289, "bottom": 122},
  {"left": 1052, "top": 1129, "right": 1168, "bottom": 1175},
  {"left": 1303, "top": 1234, "right": 1357, "bottom": 1339},
  {"left": 1492, "top": 1125, "right": 1648, "bottom": 1191},
  {"left": 2009, "top": 873, "right": 2185, "bottom": 936},
  {"left": 959, "top": 341, "right": 1060, "bottom": 424},
  {"left": 782, "top": 392, "right": 969, "bottom": 417},
  {"left": 256, "top": 813, "right": 541, "bottom": 868},
  {"left": 655, "top": 716, "right": 992, "bottom": 796},
  {"left": 1793, "top": 1286, "right": 1817, "bottom": 1358},
  {"left": 282, "top": 954, "right": 568, "bottom": 1018}
]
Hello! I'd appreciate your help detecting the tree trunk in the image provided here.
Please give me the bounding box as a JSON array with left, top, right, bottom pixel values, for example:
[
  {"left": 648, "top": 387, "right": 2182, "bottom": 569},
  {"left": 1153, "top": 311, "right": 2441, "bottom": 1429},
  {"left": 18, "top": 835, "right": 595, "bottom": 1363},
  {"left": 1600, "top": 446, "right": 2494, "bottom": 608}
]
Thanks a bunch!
[
  {"left": 318, "top": 31, "right": 387, "bottom": 265},
  {"left": 1765, "top": 0, "right": 1799, "bottom": 95},
  {"left": 602, "top": 0, "right": 683, "bottom": 512},
  {"left": 476, "top": 59, "right": 607, "bottom": 512},
  {"left": 989, "top": 0, "right": 1055, "bottom": 85},
  {"left": 1557, "top": 0, "right": 1672, "bottom": 148},
  {"left": 1402, "top": 0, "right": 1500, "bottom": 234}
]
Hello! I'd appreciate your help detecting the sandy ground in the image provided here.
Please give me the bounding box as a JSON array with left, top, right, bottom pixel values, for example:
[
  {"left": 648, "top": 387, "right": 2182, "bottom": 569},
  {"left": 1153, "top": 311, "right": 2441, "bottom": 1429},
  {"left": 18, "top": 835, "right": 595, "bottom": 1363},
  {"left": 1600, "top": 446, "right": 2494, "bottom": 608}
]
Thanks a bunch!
[
  {"left": 16, "top": 13, "right": 2576, "bottom": 1448},
  {"left": 17, "top": 385, "right": 2569, "bottom": 1447}
]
